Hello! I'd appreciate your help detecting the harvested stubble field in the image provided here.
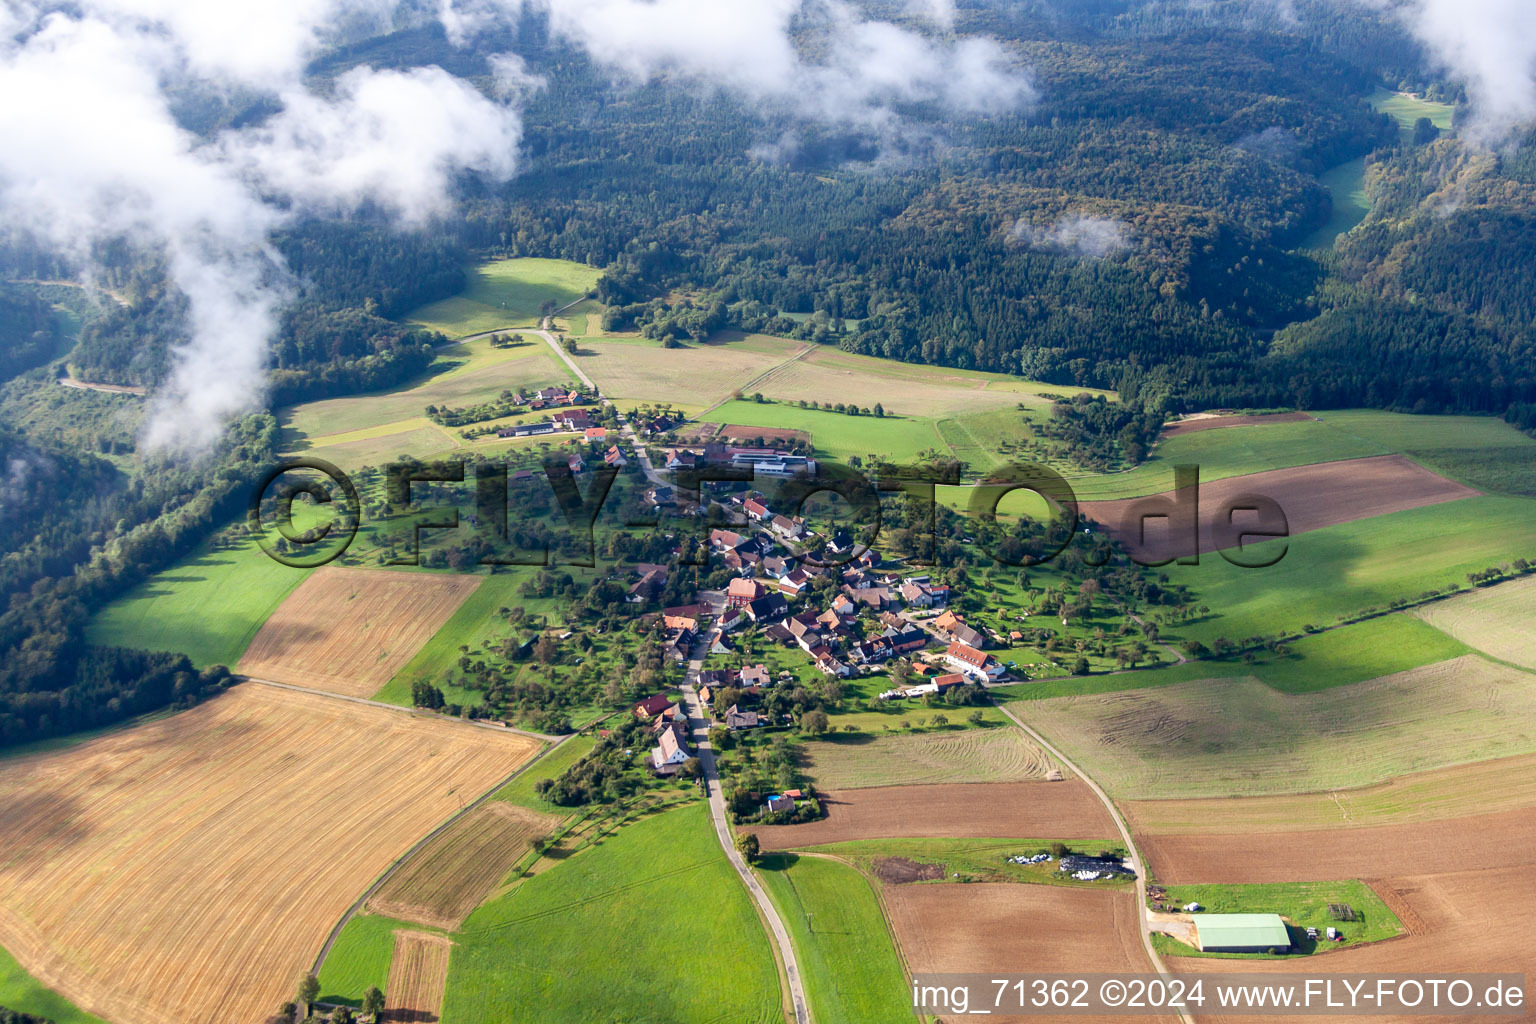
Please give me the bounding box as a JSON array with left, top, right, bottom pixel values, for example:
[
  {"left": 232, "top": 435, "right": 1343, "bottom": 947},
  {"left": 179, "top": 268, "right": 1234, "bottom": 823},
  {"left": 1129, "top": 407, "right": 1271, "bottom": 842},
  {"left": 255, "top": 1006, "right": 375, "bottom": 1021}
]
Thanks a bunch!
[
  {"left": 754, "top": 780, "right": 1114, "bottom": 851},
  {"left": 1138, "top": 805, "right": 1536, "bottom": 885},
  {"left": 885, "top": 884, "right": 1174, "bottom": 1024},
  {"left": 1124, "top": 752, "right": 1536, "bottom": 834},
  {"left": 1172, "top": 869, "right": 1531, "bottom": 1023},
  {"left": 369, "top": 802, "right": 557, "bottom": 930},
  {"left": 800, "top": 728, "right": 1055, "bottom": 790},
  {"left": 1011, "top": 656, "right": 1536, "bottom": 800},
  {"left": 0, "top": 684, "right": 539, "bottom": 1024},
  {"left": 1414, "top": 574, "right": 1536, "bottom": 671},
  {"left": 239, "top": 567, "right": 480, "bottom": 697},
  {"left": 573, "top": 335, "right": 806, "bottom": 411},
  {"left": 755, "top": 347, "right": 1056, "bottom": 418},
  {"left": 385, "top": 931, "right": 452, "bottom": 1024},
  {"left": 1159, "top": 412, "right": 1315, "bottom": 436},
  {"left": 1079, "top": 454, "right": 1479, "bottom": 563}
]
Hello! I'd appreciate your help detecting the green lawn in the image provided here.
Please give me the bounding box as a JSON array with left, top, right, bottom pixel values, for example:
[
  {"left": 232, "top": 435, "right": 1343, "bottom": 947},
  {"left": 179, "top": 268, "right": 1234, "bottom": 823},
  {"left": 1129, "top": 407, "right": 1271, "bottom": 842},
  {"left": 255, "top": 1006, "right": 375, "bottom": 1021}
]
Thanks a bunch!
[
  {"left": 1155, "top": 880, "right": 1402, "bottom": 959},
  {"left": 317, "top": 913, "right": 436, "bottom": 1006},
  {"left": 757, "top": 854, "right": 915, "bottom": 1024},
  {"left": 1166, "top": 496, "right": 1536, "bottom": 644},
  {"left": 0, "top": 942, "right": 108, "bottom": 1024},
  {"left": 442, "top": 802, "right": 782, "bottom": 1023},
  {"left": 85, "top": 529, "right": 310, "bottom": 668},
  {"left": 405, "top": 258, "right": 602, "bottom": 338},
  {"left": 1301, "top": 156, "right": 1371, "bottom": 250}
]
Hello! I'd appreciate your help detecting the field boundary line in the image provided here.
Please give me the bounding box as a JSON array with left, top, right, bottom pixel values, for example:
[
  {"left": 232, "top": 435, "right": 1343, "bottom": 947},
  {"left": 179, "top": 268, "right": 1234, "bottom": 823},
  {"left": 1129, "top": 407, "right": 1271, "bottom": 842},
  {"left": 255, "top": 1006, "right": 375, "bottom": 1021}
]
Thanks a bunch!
[
  {"left": 310, "top": 730, "right": 569, "bottom": 974},
  {"left": 695, "top": 340, "right": 815, "bottom": 419},
  {"left": 240, "top": 676, "right": 559, "bottom": 742}
]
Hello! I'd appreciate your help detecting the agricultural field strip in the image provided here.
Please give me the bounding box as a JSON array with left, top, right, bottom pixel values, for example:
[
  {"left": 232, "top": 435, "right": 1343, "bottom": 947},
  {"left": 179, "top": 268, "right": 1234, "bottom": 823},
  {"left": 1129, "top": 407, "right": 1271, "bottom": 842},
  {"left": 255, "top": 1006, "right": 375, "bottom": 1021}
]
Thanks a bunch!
[
  {"left": 1010, "top": 655, "right": 1536, "bottom": 800},
  {"left": 801, "top": 728, "right": 1055, "bottom": 790},
  {"left": 1413, "top": 574, "right": 1536, "bottom": 671},
  {"left": 0, "top": 684, "right": 540, "bottom": 1024},
  {"left": 238, "top": 567, "right": 481, "bottom": 698},
  {"left": 384, "top": 930, "right": 451, "bottom": 1023}
]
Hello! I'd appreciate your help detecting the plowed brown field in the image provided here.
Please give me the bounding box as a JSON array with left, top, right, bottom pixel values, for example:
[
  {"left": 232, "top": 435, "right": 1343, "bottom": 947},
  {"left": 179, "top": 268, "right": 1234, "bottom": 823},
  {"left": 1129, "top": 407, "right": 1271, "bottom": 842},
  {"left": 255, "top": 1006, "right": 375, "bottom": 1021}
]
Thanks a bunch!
[
  {"left": 1160, "top": 412, "right": 1314, "bottom": 437},
  {"left": 239, "top": 567, "right": 479, "bottom": 696},
  {"left": 755, "top": 781, "right": 1116, "bottom": 851},
  {"left": 384, "top": 930, "right": 451, "bottom": 1023},
  {"left": 1080, "top": 455, "right": 1478, "bottom": 562},
  {"left": 369, "top": 802, "right": 556, "bottom": 929},
  {"left": 0, "top": 684, "right": 539, "bottom": 1024},
  {"left": 1139, "top": 806, "right": 1536, "bottom": 885},
  {"left": 886, "top": 883, "right": 1176, "bottom": 1024}
]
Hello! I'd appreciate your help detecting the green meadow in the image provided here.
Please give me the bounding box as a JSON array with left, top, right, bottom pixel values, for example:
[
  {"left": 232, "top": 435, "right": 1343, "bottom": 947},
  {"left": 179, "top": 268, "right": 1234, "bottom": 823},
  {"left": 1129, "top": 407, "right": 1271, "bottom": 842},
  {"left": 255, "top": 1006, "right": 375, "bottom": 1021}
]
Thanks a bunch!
[
  {"left": 0, "top": 943, "right": 109, "bottom": 1024},
  {"left": 1166, "top": 495, "right": 1536, "bottom": 644},
  {"left": 1368, "top": 88, "right": 1455, "bottom": 139},
  {"left": 317, "top": 913, "right": 436, "bottom": 1006},
  {"left": 85, "top": 529, "right": 311, "bottom": 668},
  {"left": 996, "top": 613, "right": 1470, "bottom": 701},
  {"left": 1154, "top": 880, "right": 1402, "bottom": 958},
  {"left": 405, "top": 258, "right": 602, "bottom": 338},
  {"left": 1067, "top": 418, "right": 1389, "bottom": 500},
  {"left": 442, "top": 802, "right": 782, "bottom": 1024},
  {"left": 757, "top": 854, "right": 913, "bottom": 1024},
  {"left": 702, "top": 399, "right": 945, "bottom": 465}
]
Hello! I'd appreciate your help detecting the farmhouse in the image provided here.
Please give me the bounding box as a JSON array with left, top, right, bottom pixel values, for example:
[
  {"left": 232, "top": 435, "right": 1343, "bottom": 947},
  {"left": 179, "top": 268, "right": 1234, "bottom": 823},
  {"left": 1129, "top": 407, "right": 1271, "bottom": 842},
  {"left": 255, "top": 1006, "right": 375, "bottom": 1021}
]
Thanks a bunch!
[
  {"left": 743, "top": 498, "right": 772, "bottom": 521},
  {"left": 724, "top": 705, "right": 760, "bottom": 729},
  {"left": 552, "top": 408, "right": 592, "bottom": 431},
  {"left": 1193, "top": 914, "right": 1291, "bottom": 954},
  {"left": 634, "top": 694, "right": 674, "bottom": 720},
  {"left": 652, "top": 721, "right": 693, "bottom": 770},
  {"left": 945, "top": 641, "right": 1003, "bottom": 681},
  {"left": 727, "top": 576, "right": 765, "bottom": 607},
  {"left": 604, "top": 445, "right": 628, "bottom": 466}
]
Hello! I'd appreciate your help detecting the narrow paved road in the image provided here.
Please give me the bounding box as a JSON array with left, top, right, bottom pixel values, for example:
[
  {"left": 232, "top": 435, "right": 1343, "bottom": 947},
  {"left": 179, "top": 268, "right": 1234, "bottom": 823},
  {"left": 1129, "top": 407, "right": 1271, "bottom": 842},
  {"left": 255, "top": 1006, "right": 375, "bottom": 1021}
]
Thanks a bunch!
[
  {"left": 995, "top": 701, "right": 1195, "bottom": 1024},
  {"left": 678, "top": 591, "right": 812, "bottom": 1024}
]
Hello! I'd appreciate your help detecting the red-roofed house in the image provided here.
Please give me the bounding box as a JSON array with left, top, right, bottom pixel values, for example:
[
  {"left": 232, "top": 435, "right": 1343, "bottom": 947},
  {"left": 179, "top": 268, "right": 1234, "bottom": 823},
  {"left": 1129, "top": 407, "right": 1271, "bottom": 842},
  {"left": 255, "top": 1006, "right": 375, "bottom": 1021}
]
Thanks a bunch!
[{"left": 944, "top": 641, "right": 1003, "bottom": 681}]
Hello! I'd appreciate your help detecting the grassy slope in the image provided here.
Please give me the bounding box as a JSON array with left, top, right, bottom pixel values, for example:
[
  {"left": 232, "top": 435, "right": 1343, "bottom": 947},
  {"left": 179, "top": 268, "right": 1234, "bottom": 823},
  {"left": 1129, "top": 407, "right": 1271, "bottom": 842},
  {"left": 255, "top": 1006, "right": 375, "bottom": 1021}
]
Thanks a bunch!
[
  {"left": 1155, "top": 880, "right": 1402, "bottom": 959},
  {"left": 702, "top": 400, "right": 943, "bottom": 465},
  {"left": 442, "top": 802, "right": 782, "bottom": 1024},
  {"left": 757, "top": 854, "right": 914, "bottom": 1024},
  {"left": 1167, "top": 496, "right": 1536, "bottom": 644},
  {"left": 1067, "top": 419, "right": 1389, "bottom": 500},
  {"left": 372, "top": 574, "right": 532, "bottom": 707},
  {"left": 0, "top": 944, "right": 109, "bottom": 1024},
  {"left": 998, "top": 614, "right": 1469, "bottom": 701},
  {"left": 1314, "top": 409, "right": 1536, "bottom": 496},
  {"left": 85, "top": 530, "right": 310, "bottom": 668},
  {"left": 493, "top": 734, "right": 598, "bottom": 814},
  {"left": 404, "top": 258, "right": 601, "bottom": 337}
]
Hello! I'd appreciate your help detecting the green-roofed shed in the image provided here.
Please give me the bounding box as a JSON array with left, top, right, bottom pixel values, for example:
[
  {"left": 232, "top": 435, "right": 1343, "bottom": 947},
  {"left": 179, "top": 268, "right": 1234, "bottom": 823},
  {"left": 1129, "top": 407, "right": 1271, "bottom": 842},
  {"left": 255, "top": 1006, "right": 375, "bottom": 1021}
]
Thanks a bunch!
[{"left": 1194, "top": 913, "right": 1291, "bottom": 953}]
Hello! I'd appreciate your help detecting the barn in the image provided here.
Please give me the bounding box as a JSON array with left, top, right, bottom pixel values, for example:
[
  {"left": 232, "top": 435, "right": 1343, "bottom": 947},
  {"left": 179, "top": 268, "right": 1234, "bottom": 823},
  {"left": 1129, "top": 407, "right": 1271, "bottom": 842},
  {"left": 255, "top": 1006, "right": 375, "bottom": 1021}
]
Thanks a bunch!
[{"left": 1193, "top": 913, "right": 1290, "bottom": 953}]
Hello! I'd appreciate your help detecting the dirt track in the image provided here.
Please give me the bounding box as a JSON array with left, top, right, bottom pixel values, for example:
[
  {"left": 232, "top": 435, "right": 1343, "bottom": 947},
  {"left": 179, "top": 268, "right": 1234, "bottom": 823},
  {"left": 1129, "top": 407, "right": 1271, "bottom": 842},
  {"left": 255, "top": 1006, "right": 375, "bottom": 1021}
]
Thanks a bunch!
[
  {"left": 886, "top": 883, "right": 1177, "bottom": 1024},
  {"left": 1080, "top": 454, "right": 1479, "bottom": 562},
  {"left": 754, "top": 780, "right": 1116, "bottom": 851}
]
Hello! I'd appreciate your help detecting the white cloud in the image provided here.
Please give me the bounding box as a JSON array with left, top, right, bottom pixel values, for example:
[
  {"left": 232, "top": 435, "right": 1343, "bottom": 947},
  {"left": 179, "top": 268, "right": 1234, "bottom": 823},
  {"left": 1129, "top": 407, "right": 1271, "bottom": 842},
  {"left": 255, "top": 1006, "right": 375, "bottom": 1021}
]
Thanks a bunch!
[
  {"left": 1012, "top": 215, "right": 1133, "bottom": 258},
  {"left": 0, "top": 2, "right": 525, "bottom": 452},
  {"left": 1389, "top": 0, "right": 1535, "bottom": 140}
]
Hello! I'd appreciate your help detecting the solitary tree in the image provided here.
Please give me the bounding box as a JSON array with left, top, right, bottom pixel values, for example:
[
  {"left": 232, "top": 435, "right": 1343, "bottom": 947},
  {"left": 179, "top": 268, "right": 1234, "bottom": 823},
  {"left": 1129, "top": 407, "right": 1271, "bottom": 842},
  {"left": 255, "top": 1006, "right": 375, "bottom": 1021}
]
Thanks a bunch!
[
  {"left": 800, "top": 709, "right": 830, "bottom": 735},
  {"left": 296, "top": 973, "right": 320, "bottom": 1017},
  {"left": 736, "top": 831, "right": 761, "bottom": 863},
  {"left": 362, "top": 986, "right": 385, "bottom": 1020}
]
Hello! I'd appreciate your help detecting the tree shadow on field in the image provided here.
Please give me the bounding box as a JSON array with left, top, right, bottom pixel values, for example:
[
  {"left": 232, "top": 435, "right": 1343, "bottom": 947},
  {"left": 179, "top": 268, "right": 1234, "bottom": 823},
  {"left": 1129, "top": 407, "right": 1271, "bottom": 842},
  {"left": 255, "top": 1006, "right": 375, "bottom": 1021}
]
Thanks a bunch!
[
  {"left": 811, "top": 731, "right": 876, "bottom": 746},
  {"left": 0, "top": 790, "right": 97, "bottom": 861}
]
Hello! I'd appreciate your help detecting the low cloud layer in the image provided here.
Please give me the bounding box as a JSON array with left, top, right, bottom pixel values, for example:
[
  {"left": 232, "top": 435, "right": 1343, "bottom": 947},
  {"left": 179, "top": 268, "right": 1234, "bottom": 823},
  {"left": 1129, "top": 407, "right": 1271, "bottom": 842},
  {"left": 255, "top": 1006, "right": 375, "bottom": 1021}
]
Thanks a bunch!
[
  {"left": 1012, "top": 215, "right": 1133, "bottom": 259},
  {"left": 0, "top": 2, "right": 527, "bottom": 452},
  {"left": 0, "top": 0, "right": 1033, "bottom": 453},
  {"left": 1386, "top": 0, "right": 1536, "bottom": 140}
]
